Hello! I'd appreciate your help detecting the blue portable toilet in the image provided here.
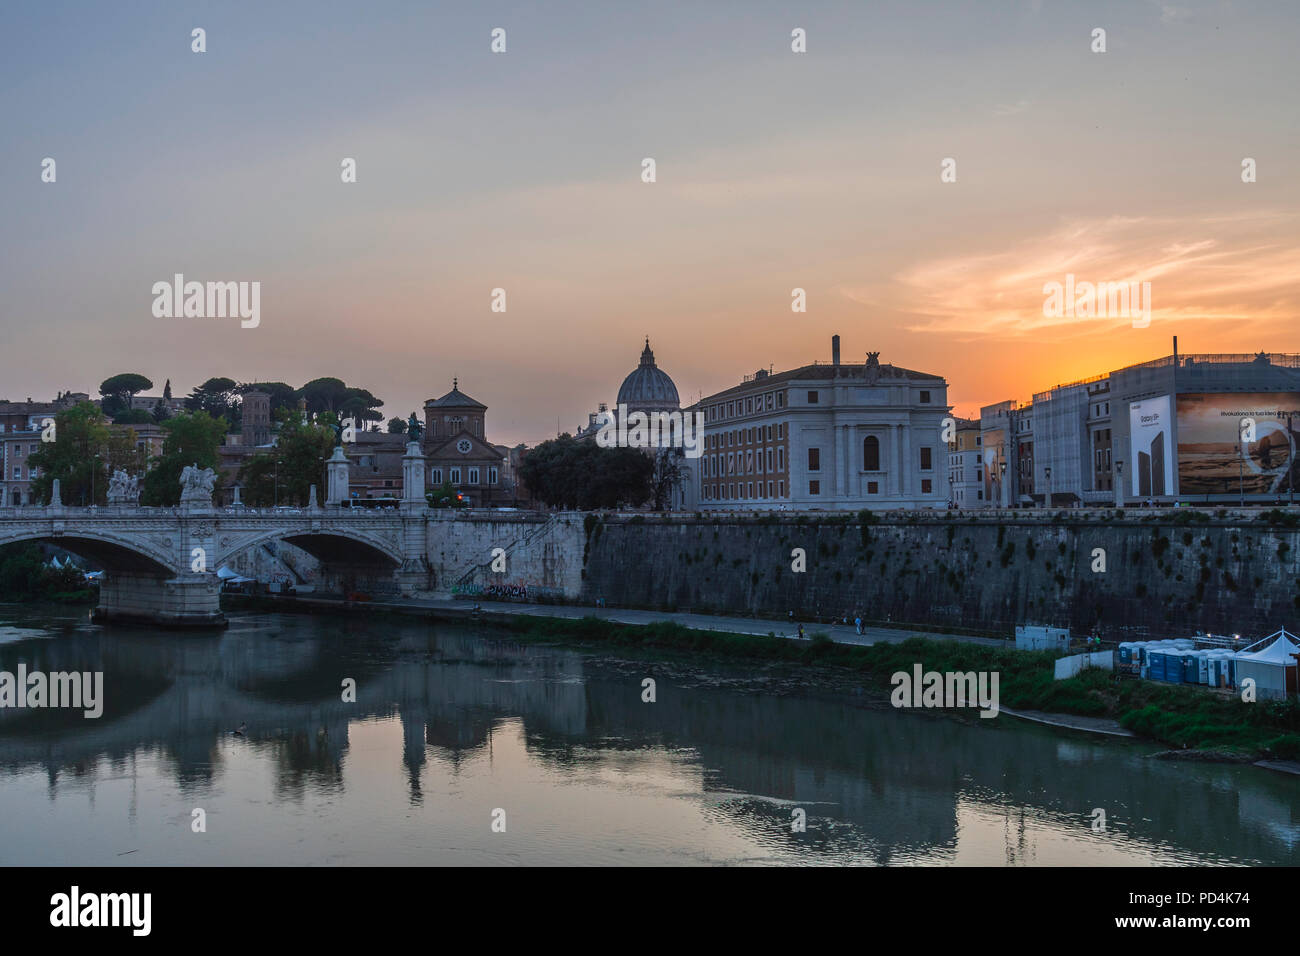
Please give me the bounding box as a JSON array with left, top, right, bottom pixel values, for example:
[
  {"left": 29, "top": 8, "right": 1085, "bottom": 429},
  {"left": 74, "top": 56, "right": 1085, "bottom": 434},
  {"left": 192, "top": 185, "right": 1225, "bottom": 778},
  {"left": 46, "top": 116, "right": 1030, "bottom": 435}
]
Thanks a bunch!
[
  {"left": 1148, "top": 651, "right": 1168, "bottom": 682},
  {"left": 1182, "top": 653, "right": 1199, "bottom": 684},
  {"left": 1161, "top": 651, "right": 1183, "bottom": 683}
]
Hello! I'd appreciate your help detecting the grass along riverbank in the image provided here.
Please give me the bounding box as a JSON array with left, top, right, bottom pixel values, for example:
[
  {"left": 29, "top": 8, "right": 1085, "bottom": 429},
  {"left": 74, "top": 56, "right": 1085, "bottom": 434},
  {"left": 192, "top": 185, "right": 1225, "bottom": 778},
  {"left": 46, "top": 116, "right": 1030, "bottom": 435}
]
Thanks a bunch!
[{"left": 499, "top": 615, "right": 1300, "bottom": 760}]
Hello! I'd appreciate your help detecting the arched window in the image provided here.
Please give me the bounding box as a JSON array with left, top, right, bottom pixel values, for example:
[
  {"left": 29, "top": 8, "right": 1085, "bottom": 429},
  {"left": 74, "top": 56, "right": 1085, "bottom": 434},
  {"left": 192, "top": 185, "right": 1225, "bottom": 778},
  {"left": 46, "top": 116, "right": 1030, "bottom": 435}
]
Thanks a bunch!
[{"left": 863, "top": 435, "right": 880, "bottom": 471}]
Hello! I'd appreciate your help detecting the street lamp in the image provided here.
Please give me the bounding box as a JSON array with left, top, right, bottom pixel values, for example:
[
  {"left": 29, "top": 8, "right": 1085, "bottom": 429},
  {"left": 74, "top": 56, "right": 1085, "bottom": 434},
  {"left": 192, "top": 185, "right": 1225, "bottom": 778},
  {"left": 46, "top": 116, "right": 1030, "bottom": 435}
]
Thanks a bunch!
[
  {"left": 1044, "top": 465, "right": 1052, "bottom": 509},
  {"left": 274, "top": 459, "right": 283, "bottom": 508},
  {"left": 1114, "top": 459, "right": 1124, "bottom": 509},
  {"left": 91, "top": 453, "right": 101, "bottom": 507},
  {"left": 999, "top": 459, "right": 1007, "bottom": 510}
]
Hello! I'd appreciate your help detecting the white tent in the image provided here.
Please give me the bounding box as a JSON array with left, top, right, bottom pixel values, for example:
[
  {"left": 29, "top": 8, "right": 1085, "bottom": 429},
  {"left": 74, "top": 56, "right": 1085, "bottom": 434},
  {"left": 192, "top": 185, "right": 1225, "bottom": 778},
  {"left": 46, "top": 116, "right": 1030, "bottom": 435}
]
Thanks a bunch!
[
  {"left": 216, "top": 566, "right": 255, "bottom": 583},
  {"left": 1234, "top": 629, "right": 1300, "bottom": 700}
]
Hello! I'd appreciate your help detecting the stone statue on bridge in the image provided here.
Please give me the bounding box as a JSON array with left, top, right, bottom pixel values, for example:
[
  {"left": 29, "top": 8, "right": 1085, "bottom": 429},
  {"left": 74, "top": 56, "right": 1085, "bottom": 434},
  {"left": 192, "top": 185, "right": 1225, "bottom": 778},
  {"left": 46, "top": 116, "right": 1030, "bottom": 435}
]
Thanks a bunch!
[
  {"left": 179, "top": 463, "right": 217, "bottom": 505},
  {"left": 107, "top": 469, "right": 140, "bottom": 505}
]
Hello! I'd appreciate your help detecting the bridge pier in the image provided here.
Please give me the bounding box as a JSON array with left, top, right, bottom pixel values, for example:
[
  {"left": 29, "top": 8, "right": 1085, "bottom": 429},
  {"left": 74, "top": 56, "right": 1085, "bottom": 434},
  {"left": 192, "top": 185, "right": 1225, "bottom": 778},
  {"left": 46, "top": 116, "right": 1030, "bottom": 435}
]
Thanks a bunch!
[{"left": 92, "top": 572, "right": 226, "bottom": 628}]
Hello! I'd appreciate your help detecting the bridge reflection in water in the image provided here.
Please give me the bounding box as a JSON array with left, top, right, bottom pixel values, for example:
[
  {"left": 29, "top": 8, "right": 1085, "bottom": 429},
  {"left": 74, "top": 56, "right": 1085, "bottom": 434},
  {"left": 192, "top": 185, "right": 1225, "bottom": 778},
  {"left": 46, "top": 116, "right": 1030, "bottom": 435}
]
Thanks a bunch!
[{"left": 0, "top": 607, "right": 1297, "bottom": 865}]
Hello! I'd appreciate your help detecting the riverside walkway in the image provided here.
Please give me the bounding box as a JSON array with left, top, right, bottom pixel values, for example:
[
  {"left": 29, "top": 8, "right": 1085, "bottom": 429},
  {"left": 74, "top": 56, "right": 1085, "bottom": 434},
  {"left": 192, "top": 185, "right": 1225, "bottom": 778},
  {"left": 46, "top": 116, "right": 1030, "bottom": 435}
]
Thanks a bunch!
[{"left": 280, "top": 593, "right": 1006, "bottom": 648}]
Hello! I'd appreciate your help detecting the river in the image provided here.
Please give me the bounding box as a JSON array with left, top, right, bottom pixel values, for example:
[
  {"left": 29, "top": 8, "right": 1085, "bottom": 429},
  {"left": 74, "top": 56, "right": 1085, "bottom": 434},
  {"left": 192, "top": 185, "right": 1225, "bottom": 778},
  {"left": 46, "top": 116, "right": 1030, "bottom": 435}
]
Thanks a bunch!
[{"left": 0, "top": 604, "right": 1296, "bottom": 866}]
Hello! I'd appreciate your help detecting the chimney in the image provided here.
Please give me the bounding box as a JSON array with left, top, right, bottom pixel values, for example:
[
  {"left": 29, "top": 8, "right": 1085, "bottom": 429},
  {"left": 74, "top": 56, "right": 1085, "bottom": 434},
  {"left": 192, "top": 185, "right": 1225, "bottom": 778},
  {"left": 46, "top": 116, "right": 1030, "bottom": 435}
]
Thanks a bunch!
[{"left": 832, "top": 335, "right": 841, "bottom": 374}]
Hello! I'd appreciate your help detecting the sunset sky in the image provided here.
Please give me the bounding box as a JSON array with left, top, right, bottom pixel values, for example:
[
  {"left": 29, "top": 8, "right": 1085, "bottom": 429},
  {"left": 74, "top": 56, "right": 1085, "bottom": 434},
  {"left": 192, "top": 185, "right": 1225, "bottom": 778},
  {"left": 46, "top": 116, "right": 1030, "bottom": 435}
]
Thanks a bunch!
[{"left": 3, "top": 0, "right": 1298, "bottom": 444}]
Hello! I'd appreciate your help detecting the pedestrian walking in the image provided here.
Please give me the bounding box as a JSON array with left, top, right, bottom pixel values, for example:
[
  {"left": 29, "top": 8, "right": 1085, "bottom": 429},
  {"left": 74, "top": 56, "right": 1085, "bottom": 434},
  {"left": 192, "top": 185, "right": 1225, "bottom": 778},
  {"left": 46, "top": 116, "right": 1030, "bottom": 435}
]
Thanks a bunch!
[
  {"left": 797, "top": 623, "right": 805, "bottom": 640},
  {"left": 855, "top": 616, "right": 863, "bottom": 636}
]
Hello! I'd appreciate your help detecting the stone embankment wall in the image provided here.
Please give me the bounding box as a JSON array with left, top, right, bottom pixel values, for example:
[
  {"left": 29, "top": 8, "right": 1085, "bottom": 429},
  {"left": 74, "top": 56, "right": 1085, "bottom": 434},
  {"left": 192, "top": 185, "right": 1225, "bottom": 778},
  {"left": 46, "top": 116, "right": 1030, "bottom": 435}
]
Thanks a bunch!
[
  {"left": 425, "top": 512, "right": 586, "bottom": 602},
  {"left": 577, "top": 511, "right": 1300, "bottom": 639}
]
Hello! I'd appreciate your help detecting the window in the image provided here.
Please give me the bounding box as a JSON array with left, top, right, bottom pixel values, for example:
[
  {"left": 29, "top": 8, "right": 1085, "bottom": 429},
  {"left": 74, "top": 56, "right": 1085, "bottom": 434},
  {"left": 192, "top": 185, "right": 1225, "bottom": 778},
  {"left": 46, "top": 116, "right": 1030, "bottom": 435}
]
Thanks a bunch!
[
  {"left": 921, "top": 479, "right": 932, "bottom": 494},
  {"left": 468, "top": 467, "right": 480, "bottom": 484},
  {"left": 767, "top": 481, "right": 773, "bottom": 497},
  {"left": 766, "top": 449, "right": 773, "bottom": 472},
  {"left": 777, "top": 423, "right": 784, "bottom": 440},
  {"left": 867, "top": 481, "right": 879, "bottom": 494},
  {"left": 431, "top": 468, "right": 442, "bottom": 484},
  {"left": 766, "top": 425, "right": 772, "bottom": 441},
  {"left": 450, "top": 467, "right": 461, "bottom": 484},
  {"left": 766, "top": 393, "right": 773, "bottom": 410},
  {"left": 746, "top": 451, "right": 753, "bottom": 473},
  {"left": 777, "top": 392, "right": 785, "bottom": 409},
  {"left": 920, "top": 447, "right": 932, "bottom": 471},
  {"left": 746, "top": 398, "right": 753, "bottom": 413},
  {"left": 919, "top": 391, "right": 931, "bottom": 404},
  {"left": 807, "top": 391, "right": 819, "bottom": 404},
  {"left": 809, "top": 480, "right": 820, "bottom": 495},
  {"left": 778, "top": 480, "right": 785, "bottom": 497},
  {"left": 12, "top": 467, "right": 20, "bottom": 479},
  {"left": 863, "top": 435, "right": 880, "bottom": 470},
  {"left": 14, "top": 446, "right": 21, "bottom": 458},
  {"left": 747, "top": 482, "right": 754, "bottom": 498},
  {"left": 777, "top": 447, "right": 784, "bottom": 471},
  {"left": 808, "top": 448, "right": 820, "bottom": 471},
  {"left": 489, "top": 467, "right": 499, "bottom": 485}
]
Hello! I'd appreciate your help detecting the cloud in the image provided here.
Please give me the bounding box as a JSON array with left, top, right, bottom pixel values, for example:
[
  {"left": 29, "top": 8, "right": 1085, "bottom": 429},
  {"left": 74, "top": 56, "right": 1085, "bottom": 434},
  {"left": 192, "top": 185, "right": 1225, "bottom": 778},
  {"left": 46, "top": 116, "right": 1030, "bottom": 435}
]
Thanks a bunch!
[
  {"left": 993, "top": 99, "right": 1031, "bottom": 116},
  {"left": 841, "top": 211, "right": 1300, "bottom": 339}
]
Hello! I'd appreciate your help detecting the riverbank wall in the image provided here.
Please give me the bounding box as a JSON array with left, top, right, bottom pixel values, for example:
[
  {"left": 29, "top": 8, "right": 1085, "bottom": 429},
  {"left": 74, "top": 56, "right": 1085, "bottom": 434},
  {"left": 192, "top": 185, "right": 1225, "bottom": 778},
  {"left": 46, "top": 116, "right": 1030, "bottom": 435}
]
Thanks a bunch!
[
  {"left": 225, "top": 509, "right": 1300, "bottom": 639},
  {"left": 571, "top": 510, "right": 1300, "bottom": 639}
]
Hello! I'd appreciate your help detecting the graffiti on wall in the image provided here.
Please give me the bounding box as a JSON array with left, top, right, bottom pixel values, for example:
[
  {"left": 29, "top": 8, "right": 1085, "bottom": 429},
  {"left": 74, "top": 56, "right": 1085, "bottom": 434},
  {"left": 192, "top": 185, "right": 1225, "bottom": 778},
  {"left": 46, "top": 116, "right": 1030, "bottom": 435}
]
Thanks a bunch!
[{"left": 452, "top": 581, "right": 564, "bottom": 603}]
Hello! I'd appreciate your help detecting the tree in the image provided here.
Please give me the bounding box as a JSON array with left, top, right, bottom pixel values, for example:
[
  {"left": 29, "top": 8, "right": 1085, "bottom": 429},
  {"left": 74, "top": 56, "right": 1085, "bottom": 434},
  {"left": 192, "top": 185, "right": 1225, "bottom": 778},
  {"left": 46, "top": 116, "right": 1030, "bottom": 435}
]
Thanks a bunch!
[
  {"left": 151, "top": 400, "right": 172, "bottom": 423},
  {"left": 185, "top": 377, "right": 241, "bottom": 430},
  {"left": 297, "top": 378, "right": 383, "bottom": 425},
  {"left": 297, "top": 377, "right": 350, "bottom": 414},
  {"left": 387, "top": 417, "right": 407, "bottom": 435},
  {"left": 163, "top": 379, "right": 172, "bottom": 400},
  {"left": 426, "top": 480, "right": 468, "bottom": 508},
  {"left": 520, "top": 436, "right": 653, "bottom": 509},
  {"left": 140, "top": 411, "right": 228, "bottom": 506},
  {"left": 651, "top": 449, "right": 685, "bottom": 511},
  {"left": 236, "top": 415, "right": 333, "bottom": 507},
  {"left": 27, "top": 402, "right": 112, "bottom": 505},
  {"left": 99, "top": 373, "right": 153, "bottom": 419},
  {"left": 110, "top": 408, "right": 153, "bottom": 426}
]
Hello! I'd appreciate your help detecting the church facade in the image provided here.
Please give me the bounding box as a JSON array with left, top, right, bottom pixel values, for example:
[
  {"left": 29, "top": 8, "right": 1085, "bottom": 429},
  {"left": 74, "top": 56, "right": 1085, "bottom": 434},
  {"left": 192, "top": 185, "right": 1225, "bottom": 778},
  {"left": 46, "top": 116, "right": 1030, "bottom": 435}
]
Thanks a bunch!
[{"left": 421, "top": 380, "right": 508, "bottom": 506}]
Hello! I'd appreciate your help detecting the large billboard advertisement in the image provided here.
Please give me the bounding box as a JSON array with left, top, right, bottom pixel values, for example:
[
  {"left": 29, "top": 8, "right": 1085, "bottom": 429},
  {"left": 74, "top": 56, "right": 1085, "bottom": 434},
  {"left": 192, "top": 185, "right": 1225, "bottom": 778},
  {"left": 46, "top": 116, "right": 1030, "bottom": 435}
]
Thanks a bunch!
[
  {"left": 1176, "top": 392, "right": 1300, "bottom": 496},
  {"left": 1129, "top": 396, "right": 1173, "bottom": 497}
]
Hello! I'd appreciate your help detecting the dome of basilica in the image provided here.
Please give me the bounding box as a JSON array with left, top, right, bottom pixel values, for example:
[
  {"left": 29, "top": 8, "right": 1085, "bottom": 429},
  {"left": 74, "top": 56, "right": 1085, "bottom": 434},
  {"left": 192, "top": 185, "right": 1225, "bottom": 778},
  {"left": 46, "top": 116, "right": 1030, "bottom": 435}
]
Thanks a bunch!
[{"left": 616, "top": 339, "right": 680, "bottom": 413}]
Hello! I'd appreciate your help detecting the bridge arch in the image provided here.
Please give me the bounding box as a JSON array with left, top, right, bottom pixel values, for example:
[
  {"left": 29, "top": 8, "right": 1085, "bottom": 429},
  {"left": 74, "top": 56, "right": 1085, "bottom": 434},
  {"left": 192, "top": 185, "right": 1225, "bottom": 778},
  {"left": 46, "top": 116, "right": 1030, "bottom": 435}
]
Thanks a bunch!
[
  {"left": 214, "top": 527, "right": 404, "bottom": 571},
  {"left": 0, "top": 527, "right": 176, "bottom": 576}
]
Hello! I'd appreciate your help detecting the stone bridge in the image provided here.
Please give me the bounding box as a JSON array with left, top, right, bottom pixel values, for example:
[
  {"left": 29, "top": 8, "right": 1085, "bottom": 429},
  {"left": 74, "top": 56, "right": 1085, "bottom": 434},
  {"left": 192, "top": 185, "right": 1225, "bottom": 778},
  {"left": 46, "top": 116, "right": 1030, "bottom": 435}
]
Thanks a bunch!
[{"left": 0, "top": 499, "right": 431, "bottom": 626}]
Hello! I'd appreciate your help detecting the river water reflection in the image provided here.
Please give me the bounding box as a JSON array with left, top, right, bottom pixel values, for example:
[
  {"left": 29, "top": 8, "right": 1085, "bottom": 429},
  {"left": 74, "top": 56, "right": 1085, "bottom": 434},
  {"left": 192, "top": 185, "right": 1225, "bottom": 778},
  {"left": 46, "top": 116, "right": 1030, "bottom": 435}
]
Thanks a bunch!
[{"left": 0, "top": 605, "right": 1297, "bottom": 866}]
